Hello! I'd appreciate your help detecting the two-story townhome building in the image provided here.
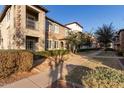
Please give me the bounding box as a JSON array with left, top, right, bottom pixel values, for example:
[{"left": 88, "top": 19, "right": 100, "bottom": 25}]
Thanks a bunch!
[
  {"left": 45, "top": 17, "right": 70, "bottom": 50},
  {"left": 0, "top": 5, "right": 71, "bottom": 51},
  {"left": 0, "top": 5, "right": 48, "bottom": 51}
]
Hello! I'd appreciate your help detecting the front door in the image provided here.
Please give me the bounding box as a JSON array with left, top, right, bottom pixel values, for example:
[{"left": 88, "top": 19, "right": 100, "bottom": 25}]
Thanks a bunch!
[{"left": 26, "top": 36, "right": 38, "bottom": 51}]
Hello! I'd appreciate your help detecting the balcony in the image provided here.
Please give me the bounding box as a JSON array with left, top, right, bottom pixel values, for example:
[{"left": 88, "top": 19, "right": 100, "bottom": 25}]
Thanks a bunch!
[
  {"left": 26, "top": 6, "right": 39, "bottom": 30},
  {"left": 26, "top": 18, "right": 38, "bottom": 30}
]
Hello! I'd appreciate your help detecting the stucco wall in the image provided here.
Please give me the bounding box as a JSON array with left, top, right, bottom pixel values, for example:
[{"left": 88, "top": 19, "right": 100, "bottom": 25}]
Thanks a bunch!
[
  {"left": 0, "top": 5, "right": 46, "bottom": 51},
  {"left": 46, "top": 19, "right": 69, "bottom": 50},
  {"left": 66, "top": 23, "right": 83, "bottom": 32},
  {"left": 0, "top": 6, "right": 15, "bottom": 49}
]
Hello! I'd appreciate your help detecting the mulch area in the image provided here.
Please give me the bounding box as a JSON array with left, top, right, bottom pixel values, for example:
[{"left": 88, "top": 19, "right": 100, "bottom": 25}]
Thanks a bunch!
[{"left": 47, "top": 80, "right": 83, "bottom": 88}]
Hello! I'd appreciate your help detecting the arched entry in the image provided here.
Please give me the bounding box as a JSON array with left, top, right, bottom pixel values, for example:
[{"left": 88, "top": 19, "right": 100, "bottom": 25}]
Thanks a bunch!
[{"left": 60, "top": 41, "right": 64, "bottom": 48}]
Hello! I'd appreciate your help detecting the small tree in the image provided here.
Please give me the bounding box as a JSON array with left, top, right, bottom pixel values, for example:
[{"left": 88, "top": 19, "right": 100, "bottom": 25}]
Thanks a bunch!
[
  {"left": 95, "top": 24, "right": 115, "bottom": 49},
  {"left": 66, "top": 31, "right": 86, "bottom": 53},
  {"left": 84, "top": 33, "right": 92, "bottom": 48}
]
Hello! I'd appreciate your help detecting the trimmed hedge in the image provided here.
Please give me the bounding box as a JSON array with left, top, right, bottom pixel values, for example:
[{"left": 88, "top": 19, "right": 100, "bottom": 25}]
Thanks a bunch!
[{"left": 0, "top": 50, "right": 33, "bottom": 79}]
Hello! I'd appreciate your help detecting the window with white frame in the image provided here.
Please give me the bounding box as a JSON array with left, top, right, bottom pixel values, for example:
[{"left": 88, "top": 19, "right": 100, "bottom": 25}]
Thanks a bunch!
[
  {"left": 48, "top": 40, "right": 52, "bottom": 49},
  {"left": 48, "top": 22, "right": 54, "bottom": 32},
  {"left": 53, "top": 41, "right": 58, "bottom": 49},
  {"left": 65, "top": 29, "right": 68, "bottom": 36},
  {"left": 54, "top": 25, "right": 59, "bottom": 33}
]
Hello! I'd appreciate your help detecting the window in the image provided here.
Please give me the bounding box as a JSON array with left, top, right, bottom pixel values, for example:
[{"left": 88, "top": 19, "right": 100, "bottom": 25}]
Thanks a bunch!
[
  {"left": 54, "top": 41, "right": 58, "bottom": 49},
  {"left": 26, "top": 14, "right": 36, "bottom": 29},
  {"left": 65, "top": 29, "right": 68, "bottom": 36},
  {"left": 48, "top": 40, "right": 52, "bottom": 49},
  {"left": 26, "top": 39, "right": 36, "bottom": 51},
  {"left": 54, "top": 25, "right": 59, "bottom": 33},
  {"left": 48, "top": 22, "right": 54, "bottom": 32}
]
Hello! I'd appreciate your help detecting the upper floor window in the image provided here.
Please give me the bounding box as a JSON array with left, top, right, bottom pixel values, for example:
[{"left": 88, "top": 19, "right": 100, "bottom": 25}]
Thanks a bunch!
[
  {"left": 48, "top": 22, "right": 54, "bottom": 32},
  {"left": 54, "top": 25, "right": 59, "bottom": 33},
  {"left": 65, "top": 29, "right": 68, "bottom": 36},
  {"left": 26, "top": 14, "right": 36, "bottom": 29}
]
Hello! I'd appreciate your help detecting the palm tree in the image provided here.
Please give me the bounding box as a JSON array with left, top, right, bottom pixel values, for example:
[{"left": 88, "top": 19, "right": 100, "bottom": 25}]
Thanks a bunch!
[{"left": 95, "top": 24, "right": 115, "bottom": 49}]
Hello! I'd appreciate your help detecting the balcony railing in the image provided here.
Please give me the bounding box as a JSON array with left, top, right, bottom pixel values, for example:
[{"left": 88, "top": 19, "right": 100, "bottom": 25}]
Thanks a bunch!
[{"left": 26, "top": 19, "right": 38, "bottom": 30}]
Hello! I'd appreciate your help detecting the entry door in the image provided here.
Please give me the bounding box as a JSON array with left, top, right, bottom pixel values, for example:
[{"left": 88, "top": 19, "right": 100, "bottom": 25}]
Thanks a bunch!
[{"left": 26, "top": 39, "right": 36, "bottom": 51}]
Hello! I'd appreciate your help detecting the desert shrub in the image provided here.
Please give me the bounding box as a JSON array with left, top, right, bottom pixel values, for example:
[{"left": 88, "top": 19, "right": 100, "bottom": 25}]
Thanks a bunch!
[
  {"left": 0, "top": 50, "right": 33, "bottom": 79},
  {"left": 82, "top": 67, "right": 124, "bottom": 88},
  {"left": 35, "top": 49, "right": 69, "bottom": 58}
]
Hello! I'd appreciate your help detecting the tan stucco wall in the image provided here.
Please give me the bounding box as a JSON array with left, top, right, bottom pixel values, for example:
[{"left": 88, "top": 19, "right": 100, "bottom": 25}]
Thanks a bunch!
[
  {"left": 46, "top": 19, "right": 69, "bottom": 50},
  {"left": 0, "top": 6, "right": 15, "bottom": 49},
  {"left": 0, "top": 5, "right": 46, "bottom": 51}
]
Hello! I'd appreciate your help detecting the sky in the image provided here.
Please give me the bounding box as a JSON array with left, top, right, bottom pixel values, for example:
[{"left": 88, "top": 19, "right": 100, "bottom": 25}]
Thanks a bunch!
[{"left": 1, "top": 5, "right": 124, "bottom": 33}]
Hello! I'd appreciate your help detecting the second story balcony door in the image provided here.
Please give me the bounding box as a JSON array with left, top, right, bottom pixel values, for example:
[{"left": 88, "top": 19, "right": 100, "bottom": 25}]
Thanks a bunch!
[
  {"left": 26, "top": 6, "right": 39, "bottom": 30},
  {"left": 26, "top": 15, "right": 36, "bottom": 29}
]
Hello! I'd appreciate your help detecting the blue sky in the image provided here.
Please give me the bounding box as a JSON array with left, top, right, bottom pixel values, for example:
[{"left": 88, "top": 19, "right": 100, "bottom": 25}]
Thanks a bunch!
[{"left": 1, "top": 5, "right": 124, "bottom": 33}]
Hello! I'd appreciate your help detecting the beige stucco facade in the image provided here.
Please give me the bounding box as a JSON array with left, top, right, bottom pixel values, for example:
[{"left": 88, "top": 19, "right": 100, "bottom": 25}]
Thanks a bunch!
[
  {"left": 45, "top": 17, "right": 70, "bottom": 50},
  {"left": 0, "top": 5, "right": 47, "bottom": 51},
  {"left": 0, "top": 5, "right": 70, "bottom": 51}
]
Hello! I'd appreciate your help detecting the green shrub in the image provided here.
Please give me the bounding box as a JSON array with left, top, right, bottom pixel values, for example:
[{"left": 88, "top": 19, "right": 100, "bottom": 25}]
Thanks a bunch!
[
  {"left": 82, "top": 67, "right": 124, "bottom": 88},
  {"left": 116, "top": 50, "right": 123, "bottom": 56},
  {"left": 77, "top": 48, "right": 101, "bottom": 52},
  {"left": 35, "top": 49, "right": 69, "bottom": 58},
  {"left": 0, "top": 50, "right": 33, "bottom": 79},
  {"left": 104, "top": 48, "right": 115, "bottom": 51}
]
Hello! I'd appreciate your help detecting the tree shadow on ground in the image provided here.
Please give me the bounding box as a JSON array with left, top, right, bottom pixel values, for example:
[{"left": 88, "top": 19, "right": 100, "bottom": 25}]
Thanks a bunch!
[
  {"left": 65, "top": 64, "right": 92, "bottom": 86},
  {"left": 32, "top": 57, "right": 46, "bottom": 68}
]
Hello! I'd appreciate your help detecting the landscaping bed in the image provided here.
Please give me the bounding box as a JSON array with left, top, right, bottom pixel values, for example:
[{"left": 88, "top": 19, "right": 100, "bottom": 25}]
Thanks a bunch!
[{"left": 66, "top": 66, "right": 124, "bottom": 88}]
